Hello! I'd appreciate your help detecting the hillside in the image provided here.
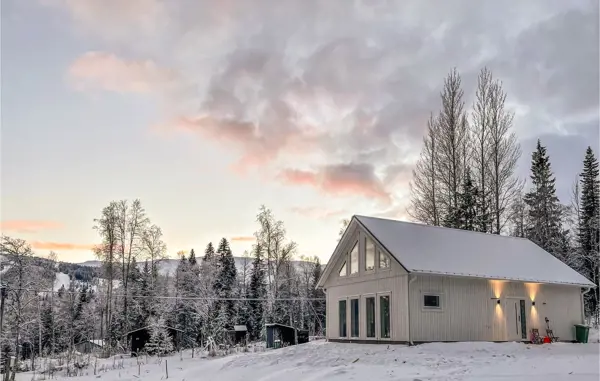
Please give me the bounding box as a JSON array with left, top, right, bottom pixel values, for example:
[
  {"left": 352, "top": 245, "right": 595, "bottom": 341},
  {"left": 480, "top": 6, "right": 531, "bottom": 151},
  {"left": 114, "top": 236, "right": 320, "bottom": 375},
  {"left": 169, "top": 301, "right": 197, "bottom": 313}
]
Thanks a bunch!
[{"left": 78, "top": 256, "right": 321, "bottom": 276}]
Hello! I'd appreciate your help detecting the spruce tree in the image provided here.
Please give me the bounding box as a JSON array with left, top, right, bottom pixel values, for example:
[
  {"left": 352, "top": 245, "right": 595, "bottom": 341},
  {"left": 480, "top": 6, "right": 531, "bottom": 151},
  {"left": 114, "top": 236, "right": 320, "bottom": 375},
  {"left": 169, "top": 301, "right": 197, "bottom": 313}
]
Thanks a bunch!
[
  {"left": 189, "top": 248, "right": 197, "bottom": 266},
  {"left": 455, "top": 171, "right": 479, "bottom": 231},
  {"left": 523, "top": 140, "right": 564, "bottom": 256},
  {"left": 203, "top": 242, "right": 215, "bottom": 262},
  {"left": 578, "top": 146, "right": 600, "bottom": 320},
  {"left": 212, "top": 238, "right": 237, "bottom": 331},
  {"left": 310, "top": 257, "right": 326, "bottom": 336},
  {"left": 145, "top": 318, "right": 174, "bottom": 356},
  {"left": 247, "top": 243, "right": 266, "bottom": 339}
]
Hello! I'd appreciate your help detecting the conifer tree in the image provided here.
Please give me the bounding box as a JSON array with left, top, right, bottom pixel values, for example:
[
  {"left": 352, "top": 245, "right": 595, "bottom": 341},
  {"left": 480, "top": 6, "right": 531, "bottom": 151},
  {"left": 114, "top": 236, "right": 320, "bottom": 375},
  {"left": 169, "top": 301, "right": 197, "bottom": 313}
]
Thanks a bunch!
[
  {"left": 215, "top": 238, "right": 237, "bottom": 325},
  {"left": 145, "top": 318, "right": 174, "bottom": 356},
  {"left": 577, "top": 146, "right": 600, "bottom": 321},
  {"left": 524, "top": 140, "right": 564, "bottom": 256},
  {"left": 203, "top": 242, "right": 215, "bottom": 262},
  {"left": 455, "top": 171, "right": 480, "bottom": 231},
  {"left": 189, "top": 248, "right": 197, "bottom": 266},
  {"left": 310, "top": 257, "right": 326, "bottom": 335},
  {"left": 247, "top": 243, "right": 266, "bottom": 339}
]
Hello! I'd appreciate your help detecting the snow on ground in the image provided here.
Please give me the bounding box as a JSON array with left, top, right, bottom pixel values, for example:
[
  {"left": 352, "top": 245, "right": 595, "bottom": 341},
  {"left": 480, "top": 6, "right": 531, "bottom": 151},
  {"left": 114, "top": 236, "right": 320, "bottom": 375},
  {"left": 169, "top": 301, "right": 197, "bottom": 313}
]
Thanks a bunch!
[
  {"left": 589, "top": 327, "right": 599, "bottom": 343},
  {"left": 54, "top": 272, "right": 71, "bottom": 291},
  {"left": 17, "top": 340, "right": 599, "bottom": 381}
]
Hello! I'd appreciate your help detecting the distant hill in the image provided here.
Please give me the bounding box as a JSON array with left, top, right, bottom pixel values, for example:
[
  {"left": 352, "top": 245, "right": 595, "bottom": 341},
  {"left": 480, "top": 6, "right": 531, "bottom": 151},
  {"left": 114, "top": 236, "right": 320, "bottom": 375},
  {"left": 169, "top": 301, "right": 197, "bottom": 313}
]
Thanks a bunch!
[{"left": 78, "top": 256, "right": 320, "bottom": 276}]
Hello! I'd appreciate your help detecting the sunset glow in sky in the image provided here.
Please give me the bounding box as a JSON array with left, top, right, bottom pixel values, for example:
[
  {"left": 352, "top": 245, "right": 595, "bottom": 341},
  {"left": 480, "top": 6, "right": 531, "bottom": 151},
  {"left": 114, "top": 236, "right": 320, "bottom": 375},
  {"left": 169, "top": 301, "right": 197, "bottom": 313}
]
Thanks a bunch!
[{"left": 2, "top": 0, "right": 598, "bottom": 263}]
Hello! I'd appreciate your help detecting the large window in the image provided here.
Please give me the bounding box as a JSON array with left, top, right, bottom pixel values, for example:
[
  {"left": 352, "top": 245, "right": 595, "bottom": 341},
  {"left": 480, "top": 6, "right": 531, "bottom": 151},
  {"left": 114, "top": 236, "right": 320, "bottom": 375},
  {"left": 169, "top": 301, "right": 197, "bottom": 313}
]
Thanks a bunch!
[
  {"left": 350, "top": 298, "right": 359, "bottom": 338},
  {"left": 365, "top": 238, "right": 375, "bottom": 271},
  {"left": 349, "top": 242, "right": 359, "bottom": 274},
  {"left": 379, "top": 250, "right": 391, "bottom": 269},
  {"left": 380, "top": 295, "right": 390, "bottom": 339},
  {"left": 365, "top": 297, "right": 375, "bottom": 338},
  {"left": 339, "top": 261, "right": 347, "bottom": 277},
  {"left": 339, "top": 300, "right": 347, "bottom": 337},
  {"left": 423, "top": 294, "right": 441, "bottom": 309}
]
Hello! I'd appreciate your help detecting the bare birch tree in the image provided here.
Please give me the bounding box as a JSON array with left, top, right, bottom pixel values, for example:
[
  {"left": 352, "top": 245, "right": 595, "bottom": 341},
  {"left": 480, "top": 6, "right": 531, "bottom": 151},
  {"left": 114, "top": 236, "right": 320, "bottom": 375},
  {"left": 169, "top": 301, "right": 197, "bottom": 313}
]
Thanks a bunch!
[
  {"left": 487, "top": 79, "right": 523, "bottom": 234},
  {"left": 409, "top": 113, "right": 440, "bottom": 225},
  {"left": 436, "top": 68, "right": 470, "bottom": 226},
  {"left": 93, "top": 201, "right": 119, "bottom": 350},
  {"left": 116, "top": 199, "right": 149, "bottom": 335},
  {"left": 470, "top": 67, "right": 493, "bottom": 232}
]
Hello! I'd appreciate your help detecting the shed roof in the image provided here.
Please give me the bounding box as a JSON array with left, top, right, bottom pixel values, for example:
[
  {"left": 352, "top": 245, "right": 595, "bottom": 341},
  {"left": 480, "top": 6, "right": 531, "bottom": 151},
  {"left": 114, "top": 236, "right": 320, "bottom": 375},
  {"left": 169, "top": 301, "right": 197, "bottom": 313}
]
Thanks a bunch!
[
  {"left": 320, "top": 215, "right": 595, "bottom": 288},
  {"left": 125, "top": 325, "right": 183, "bottom": 336}
]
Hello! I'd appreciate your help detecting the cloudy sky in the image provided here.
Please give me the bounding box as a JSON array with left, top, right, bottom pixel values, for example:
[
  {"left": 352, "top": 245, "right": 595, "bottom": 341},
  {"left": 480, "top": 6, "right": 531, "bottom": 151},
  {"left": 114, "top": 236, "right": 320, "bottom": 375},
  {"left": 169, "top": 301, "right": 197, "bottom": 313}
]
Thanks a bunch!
[{"left": 1, "top": 0, "right": 598, "bottom": 263}]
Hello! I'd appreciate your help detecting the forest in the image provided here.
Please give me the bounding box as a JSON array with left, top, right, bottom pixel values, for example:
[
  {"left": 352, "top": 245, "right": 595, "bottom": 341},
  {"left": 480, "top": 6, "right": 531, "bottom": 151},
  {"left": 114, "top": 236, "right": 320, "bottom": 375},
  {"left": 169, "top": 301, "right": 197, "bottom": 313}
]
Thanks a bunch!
[{"left": 0, "top": 204, "right": 326, "bottom": 366}]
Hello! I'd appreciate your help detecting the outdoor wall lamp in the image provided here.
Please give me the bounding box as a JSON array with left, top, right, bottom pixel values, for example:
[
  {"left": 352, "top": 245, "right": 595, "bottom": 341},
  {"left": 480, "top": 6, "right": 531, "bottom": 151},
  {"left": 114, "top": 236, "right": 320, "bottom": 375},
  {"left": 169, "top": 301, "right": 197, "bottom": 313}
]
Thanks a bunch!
[
  {"left": 532, "top": 301, "right": 536, "bottom": 306},
  {"left": 497, "top": 299, "right": 501, "bottom": 305}
]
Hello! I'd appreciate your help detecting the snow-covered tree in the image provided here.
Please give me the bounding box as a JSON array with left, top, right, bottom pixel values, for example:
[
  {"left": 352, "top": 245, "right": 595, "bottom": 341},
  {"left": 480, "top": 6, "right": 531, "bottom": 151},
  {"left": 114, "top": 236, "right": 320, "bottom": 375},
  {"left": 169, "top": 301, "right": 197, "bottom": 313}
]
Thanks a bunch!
[
  {"left": 577, "top": 147, "right": 600, "bottom": 322},
  {"left": 145, "top": 318, "right": 174, "bottom": 356},
  {"left": 524, "top": 140, "right": 565, "bottom": 257}
]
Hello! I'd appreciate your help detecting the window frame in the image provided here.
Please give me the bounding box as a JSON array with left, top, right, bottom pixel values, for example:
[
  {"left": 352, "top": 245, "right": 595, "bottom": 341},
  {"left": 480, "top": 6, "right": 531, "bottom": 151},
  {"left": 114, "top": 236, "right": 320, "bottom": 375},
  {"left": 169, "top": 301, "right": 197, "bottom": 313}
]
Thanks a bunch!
[
  {"left": 349, "top": 296, "right": 360, "bottom": 338},
  {"left": 377, "top": 292, "right": 392, "bottom": 340},
  {"left": 363, "top": 293, "right": 376, "bottom": 339},
  {"left": 338, "top": 298, "right": 348, "bottom": 338},
  {"left": 421, "top": 291, "right": 444, "bottom": 312},
  {"left": 349, "top": 241, "right": 359, "bottom": 276},
  {"left": 339, "top": 260, "right": 347, "bottom": 277},
  {"left": 364, "top": 237, "right": 376, "bottom": 272}
]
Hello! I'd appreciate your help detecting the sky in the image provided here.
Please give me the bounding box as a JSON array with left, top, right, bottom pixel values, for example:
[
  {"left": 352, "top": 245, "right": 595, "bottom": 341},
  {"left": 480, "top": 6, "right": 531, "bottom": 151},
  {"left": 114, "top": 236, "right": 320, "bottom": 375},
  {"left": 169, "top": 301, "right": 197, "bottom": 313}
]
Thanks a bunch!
[{"left": 1, "top": 0, "right": 599, "bottom": 264}]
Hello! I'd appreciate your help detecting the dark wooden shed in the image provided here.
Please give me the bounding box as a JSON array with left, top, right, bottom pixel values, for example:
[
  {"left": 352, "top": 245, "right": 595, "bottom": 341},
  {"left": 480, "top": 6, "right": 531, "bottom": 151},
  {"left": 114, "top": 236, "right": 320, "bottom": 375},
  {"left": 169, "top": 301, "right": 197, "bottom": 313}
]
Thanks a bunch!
[
  {"left": 265, "top": 324, "right": 297, "bottom": 349},
  {"left": 126, "top": 326, "right": 183, "bottom": 356},
  {"left": 225, "top": 325, "right": 248, "bottom": 346}
]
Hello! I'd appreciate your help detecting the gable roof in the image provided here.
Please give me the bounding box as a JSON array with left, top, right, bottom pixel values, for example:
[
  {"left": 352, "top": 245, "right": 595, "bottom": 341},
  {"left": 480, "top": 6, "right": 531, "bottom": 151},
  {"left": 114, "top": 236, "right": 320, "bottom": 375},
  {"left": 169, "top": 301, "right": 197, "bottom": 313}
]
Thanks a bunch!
[{"left": 320, "top": 215, "right": 595, "bottom": 288}]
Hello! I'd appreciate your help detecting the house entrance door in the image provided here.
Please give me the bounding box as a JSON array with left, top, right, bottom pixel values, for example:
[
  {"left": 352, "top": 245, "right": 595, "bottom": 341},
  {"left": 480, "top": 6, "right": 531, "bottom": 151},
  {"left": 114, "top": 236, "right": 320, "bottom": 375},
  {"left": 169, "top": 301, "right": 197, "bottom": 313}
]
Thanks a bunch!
[{"left": 507, "top": 299, "right": 527, "bottom": 341}]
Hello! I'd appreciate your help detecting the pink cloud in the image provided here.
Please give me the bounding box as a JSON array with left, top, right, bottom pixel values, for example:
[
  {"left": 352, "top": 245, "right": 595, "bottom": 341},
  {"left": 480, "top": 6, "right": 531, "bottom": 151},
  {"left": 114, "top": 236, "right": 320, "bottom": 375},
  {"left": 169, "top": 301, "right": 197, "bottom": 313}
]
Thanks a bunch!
[
  {"left": 30, "top": 241, "right": 97, "bottom": 251},
  {"left": 68, "top": 52, "right": 177, "bottom": 93},
  {"left": 230, "top": 236, "right": 255, "bottom": 242},
  {"left": 278, "top": 164, "right": 392, "bottom": 204},
  {"left": 289, "top": 207, "right": 346, "bottom": 220},
  {"left": 0, "top": 220, "right": 64, "bottom": 234}
]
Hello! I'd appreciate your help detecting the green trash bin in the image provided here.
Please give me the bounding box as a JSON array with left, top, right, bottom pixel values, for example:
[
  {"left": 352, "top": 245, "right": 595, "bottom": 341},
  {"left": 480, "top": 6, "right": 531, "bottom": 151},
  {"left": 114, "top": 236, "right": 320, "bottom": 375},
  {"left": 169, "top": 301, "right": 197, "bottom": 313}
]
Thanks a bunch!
[{"left": 575, "top": 324, "right": 590, "bottom": 343}]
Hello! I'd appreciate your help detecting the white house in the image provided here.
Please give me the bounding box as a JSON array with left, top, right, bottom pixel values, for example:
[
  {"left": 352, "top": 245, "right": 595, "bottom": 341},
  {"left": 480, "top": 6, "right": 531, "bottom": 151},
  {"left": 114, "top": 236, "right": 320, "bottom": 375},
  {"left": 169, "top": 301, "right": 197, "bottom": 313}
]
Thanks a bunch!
[{"left": 317, "top": 215, "right": 595, "bottom": 344}]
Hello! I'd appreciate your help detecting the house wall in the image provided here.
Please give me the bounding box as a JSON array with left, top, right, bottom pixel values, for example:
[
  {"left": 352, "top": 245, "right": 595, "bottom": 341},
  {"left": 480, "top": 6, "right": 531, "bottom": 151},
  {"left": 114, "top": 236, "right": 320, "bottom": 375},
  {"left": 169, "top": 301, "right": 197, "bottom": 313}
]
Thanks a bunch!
[
  {"left": 409, "top": 274, "right": 583, "bottom": 342},
  {"left": 323, "top": 223, "right": 409, "bottom": 342}
]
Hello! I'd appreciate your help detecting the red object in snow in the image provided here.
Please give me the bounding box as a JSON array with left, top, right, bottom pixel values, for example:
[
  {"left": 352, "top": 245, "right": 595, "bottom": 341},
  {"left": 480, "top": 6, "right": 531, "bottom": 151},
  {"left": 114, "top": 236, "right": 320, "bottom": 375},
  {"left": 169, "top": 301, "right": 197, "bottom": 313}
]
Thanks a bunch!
[{"left": 543, "top": 336, "right": 551, "bottom": 344}]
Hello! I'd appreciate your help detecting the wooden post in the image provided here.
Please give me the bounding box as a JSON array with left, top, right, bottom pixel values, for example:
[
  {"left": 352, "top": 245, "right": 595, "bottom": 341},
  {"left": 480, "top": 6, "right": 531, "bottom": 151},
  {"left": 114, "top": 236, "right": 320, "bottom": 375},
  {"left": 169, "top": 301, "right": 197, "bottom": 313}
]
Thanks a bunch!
[{"left": 165, "top": 359, "right": 168, "bottom": 379}]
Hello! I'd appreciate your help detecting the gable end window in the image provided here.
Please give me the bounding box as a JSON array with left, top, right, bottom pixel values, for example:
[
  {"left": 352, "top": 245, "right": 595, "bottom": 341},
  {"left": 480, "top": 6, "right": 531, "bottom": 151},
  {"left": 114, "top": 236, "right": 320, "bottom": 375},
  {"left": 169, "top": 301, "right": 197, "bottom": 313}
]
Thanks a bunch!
[
  {"left": 365, "top": 238, "right": 375, "bottom": 271},
  {"left": 339, "top": 261, "right": 347, "bottom": 277},
  {"left": 349, "top": 242, "right": 359, "bottom": 274},
  {"left": 379, "top": 250, "right": 390, "bottom": 269},
  {"left": 423, "top": 294, "right": 441, "bottom": 309}
]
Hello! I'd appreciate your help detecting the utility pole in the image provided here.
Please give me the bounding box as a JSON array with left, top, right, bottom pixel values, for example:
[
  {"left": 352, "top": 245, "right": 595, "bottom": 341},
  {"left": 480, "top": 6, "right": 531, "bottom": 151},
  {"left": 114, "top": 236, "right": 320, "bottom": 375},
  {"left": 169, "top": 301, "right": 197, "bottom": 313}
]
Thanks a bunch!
[{"left": 0, "top": 284, "right": 7, "bottom": 338}]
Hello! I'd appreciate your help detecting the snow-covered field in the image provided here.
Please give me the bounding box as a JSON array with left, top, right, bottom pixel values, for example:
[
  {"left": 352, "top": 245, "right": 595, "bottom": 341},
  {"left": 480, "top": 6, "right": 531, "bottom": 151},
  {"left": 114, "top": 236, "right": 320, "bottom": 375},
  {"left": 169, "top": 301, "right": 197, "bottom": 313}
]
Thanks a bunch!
[{"left": 17, "top": 340, "right": 599, "bottom": 381}]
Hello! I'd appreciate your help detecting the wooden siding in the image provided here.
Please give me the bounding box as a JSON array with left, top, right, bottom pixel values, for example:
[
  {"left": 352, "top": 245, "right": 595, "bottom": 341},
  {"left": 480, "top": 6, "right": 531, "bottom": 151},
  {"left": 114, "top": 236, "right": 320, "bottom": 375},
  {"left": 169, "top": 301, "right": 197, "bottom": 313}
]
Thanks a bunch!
[
  {"left": 326, "top": 274, "right": 409, "bottom": 342},
  {"left": 409, "top": 275, "right": 584, "bottom": 342},
  {"left": 324, "top": 225, "right": 409, "bottom": 342}
]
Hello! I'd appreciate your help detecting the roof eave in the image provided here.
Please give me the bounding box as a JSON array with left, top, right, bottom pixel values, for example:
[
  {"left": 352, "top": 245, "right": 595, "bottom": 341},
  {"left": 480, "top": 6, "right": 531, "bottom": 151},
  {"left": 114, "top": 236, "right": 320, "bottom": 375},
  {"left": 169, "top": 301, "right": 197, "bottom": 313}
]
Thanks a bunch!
[{"left": 410, "top": 269, "right": 596, "bottom": 288}]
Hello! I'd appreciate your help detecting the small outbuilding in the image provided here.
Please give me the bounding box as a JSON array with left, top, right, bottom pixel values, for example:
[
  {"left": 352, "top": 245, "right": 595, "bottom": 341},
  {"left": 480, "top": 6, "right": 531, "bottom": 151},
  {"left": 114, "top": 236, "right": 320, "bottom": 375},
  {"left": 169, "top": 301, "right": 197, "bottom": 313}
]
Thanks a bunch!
[
  {"left": 126, "top": 326, "right": 183, "bottom": 355},
  {"left": 265, "top": 324, "right": 300, "bottom": 348},
  {"left": 74, "top": 339, "right": 104, "bottom": 354},
  {"left": 225, "top": 325, "right": 248, "bottom": 346},
  {"left": 317, "top": 215, "right": 596, "bottom": 344}
]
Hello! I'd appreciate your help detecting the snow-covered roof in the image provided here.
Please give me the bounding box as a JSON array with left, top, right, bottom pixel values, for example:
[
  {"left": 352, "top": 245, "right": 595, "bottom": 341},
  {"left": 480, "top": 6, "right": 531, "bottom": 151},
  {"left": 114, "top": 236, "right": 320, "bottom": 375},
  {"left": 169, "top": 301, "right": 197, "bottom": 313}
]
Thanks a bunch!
[
  {"left": 234, "top": 325, "right": 248, "bottom": 331},
  {"left": 322, "top": 215, "right": 595, "bottom": 288}
]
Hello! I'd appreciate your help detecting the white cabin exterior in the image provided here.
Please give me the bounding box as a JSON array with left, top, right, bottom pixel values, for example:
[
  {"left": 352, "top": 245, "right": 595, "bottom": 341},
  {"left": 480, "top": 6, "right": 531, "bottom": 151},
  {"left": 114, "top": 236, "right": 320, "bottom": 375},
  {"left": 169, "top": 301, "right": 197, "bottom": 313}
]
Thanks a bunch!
[{"left": 317, "top": 216, "right": 595, "bottom": 343}]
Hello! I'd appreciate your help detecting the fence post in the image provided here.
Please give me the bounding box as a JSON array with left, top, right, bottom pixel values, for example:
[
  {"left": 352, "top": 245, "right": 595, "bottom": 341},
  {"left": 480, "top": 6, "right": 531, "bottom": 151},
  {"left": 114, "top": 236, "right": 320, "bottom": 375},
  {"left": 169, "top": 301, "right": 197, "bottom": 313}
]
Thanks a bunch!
[{"left": 165, "top": 359, "right": 168, "bottom": 379}]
